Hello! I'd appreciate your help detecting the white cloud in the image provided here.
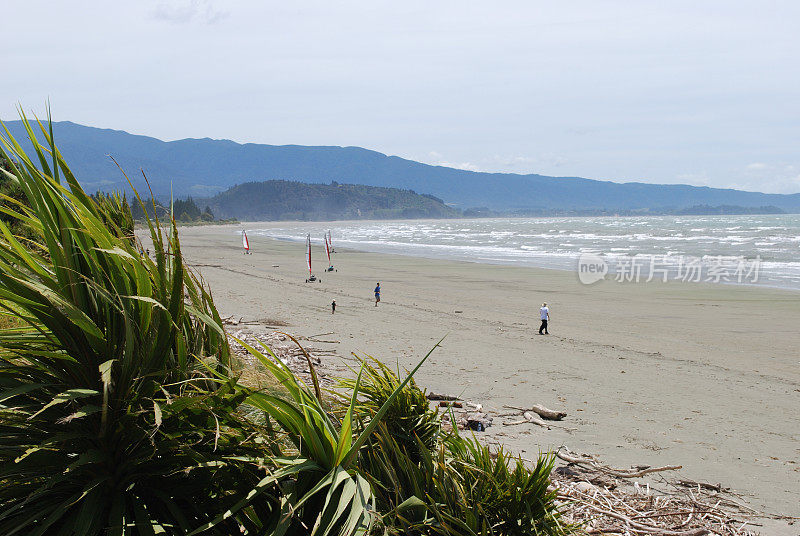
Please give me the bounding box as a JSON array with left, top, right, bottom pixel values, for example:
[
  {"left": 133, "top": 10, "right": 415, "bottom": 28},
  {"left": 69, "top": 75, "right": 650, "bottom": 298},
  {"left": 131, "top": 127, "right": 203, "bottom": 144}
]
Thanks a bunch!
[
  {"left": 437, "top": 161, "right": 482, "bottom": 172},
  {"left": 675, "top": 172, "right": 712, "bottom": 186},
  {"left": 745, "top": 162, "right": 769, "bottom": 171}
]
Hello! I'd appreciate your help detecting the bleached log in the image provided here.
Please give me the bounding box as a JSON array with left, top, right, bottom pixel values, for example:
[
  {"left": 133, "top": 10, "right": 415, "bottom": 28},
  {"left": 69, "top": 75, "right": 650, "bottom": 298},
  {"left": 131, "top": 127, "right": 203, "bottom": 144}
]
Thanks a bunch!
[{"left": 524, "top": 411, "right": 551, "bottom": 428}]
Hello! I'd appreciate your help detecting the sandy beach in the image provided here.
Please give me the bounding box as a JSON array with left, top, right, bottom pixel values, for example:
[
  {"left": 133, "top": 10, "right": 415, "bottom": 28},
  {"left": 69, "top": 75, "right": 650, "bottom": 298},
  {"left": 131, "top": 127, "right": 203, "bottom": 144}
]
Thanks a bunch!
[{"left": 171, "top": 223, "right": 800, "bottom": 521}]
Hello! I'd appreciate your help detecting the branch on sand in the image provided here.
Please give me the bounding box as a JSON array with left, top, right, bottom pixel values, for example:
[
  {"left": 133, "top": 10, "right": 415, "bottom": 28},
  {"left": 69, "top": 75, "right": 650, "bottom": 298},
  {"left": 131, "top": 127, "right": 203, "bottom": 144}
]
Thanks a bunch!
[{"left": 556, "top": 446, "right": 682, "bottom": 478}]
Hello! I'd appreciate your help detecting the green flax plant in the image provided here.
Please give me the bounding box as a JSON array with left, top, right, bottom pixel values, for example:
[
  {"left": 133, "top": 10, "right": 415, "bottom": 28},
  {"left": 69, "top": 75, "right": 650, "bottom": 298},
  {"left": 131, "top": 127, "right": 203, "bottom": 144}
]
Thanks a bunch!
[
  {"left": 92, "top": 190, "right": 135, "bottom": 241},
  {"left": 347, "top": 360, "right": 571, "bottom": 536},
  {"left": 362, "top": 424, "right": 571, "bottom": 536},
  {"left": 0, "top": 112, "right": 283, "bottom": 535},
  {"left": 431, "top": 432, "right": 568, "bottom": 536},
  {"left": 338, "top": 357, "right": 440, "bottom": 462},
  {"left": 221, "top": 338, "right": 440, "bottom": 535}
]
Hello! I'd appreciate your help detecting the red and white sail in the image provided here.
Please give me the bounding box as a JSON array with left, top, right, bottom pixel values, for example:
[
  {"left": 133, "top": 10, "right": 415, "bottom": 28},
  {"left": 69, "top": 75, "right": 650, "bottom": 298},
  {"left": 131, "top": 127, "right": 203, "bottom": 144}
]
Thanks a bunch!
[
  {"left": 242, "top": 230, "right": 250, "bottom": 253},
  {"left": 306, "top": 234, "right": 312, "bottom": 275},
  {"left": 327, "top": 230, "right": 332, "bottom": 249},
  {"left": 325, "top": 235, "right": 331, "bottom": 265}
]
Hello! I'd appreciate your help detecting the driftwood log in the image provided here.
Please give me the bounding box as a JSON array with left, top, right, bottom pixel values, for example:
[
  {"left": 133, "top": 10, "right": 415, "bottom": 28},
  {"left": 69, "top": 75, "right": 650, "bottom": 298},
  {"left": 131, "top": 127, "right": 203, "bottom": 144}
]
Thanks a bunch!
[
  {"left": 503, "top": 404, "right": 566, "bottom": 420},
  {"left": 523, "top": 411, "right": 551, "bottom": 428},
  {"left": 677, "top": 479, "right": 727, "bottom": 493},
  {"left": 427, "top": 392, "right": 460, "bottom": 401}
]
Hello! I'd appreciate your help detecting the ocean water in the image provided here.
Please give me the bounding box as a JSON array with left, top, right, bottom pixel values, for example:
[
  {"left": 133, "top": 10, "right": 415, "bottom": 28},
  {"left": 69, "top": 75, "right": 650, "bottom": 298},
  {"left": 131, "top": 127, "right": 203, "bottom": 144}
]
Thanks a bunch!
[{"left": 249, "top": 215, "right": 800, "bottom": 290}]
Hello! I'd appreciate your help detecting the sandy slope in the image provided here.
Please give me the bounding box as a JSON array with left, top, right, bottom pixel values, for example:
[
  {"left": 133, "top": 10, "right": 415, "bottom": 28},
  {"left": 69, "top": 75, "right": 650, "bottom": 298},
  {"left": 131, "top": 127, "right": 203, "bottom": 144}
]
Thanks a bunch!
[{"left": 168, "top": 223, "right": 800, "bottom": 519}]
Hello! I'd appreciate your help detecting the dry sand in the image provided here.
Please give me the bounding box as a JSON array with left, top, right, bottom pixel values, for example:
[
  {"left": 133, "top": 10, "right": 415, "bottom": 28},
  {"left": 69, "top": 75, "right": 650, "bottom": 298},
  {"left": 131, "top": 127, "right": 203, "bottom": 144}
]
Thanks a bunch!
[{"left": 171, "top": 223, "right": 799, "bottom": 521}]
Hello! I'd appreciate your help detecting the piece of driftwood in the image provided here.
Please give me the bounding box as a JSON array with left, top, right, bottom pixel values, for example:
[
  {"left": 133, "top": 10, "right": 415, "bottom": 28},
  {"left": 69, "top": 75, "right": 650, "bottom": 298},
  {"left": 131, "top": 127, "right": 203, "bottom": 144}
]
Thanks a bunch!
[
  {"left": 677, "top": 480, "right": 726, "bottom": 493},
  {"left": 524, "top": 411, "right": 551, "bottom": 428},
  {"left": 427, "top": 392, "right": 460, "bottom": 401},
  {"left": 530, "top": 404, "right": 567, "bottom": 420},
  {"left": 503, "top": 404, "right": 566, "bottom": 420},
  {"left": 308, "top": 332, "right": 335, "bottom": 338},
  {"left": 503, "top": 412, "right": 551, "bottom": 428},
  {"left": 557, "top": 447, "right": 682, "bottom": 478}
]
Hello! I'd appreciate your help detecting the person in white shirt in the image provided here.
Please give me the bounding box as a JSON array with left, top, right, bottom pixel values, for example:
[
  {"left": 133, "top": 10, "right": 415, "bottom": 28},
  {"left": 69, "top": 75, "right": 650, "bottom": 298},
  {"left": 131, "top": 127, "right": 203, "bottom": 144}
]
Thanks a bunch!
[{"left": 539, "top": 303, "right": 550, "bottom": 335}]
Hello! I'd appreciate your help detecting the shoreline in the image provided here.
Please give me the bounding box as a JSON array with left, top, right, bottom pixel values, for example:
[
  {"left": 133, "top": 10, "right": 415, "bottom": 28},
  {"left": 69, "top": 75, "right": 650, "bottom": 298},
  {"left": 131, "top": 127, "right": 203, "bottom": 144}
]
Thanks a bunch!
[
  {"left": 238, "top": 219, "right": 800, "bottom": 293},
  {"left": 170, "top": 224, "right": 800, "bottom": 523}
]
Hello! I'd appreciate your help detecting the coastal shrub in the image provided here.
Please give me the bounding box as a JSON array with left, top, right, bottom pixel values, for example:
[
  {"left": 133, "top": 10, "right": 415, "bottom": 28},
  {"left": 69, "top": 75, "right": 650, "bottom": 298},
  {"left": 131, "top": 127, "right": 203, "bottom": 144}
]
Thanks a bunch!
[
  {"left": 235, "top": 339, "right": 438, "bottom": 534},
  {"left": 359, "top": 422, "right": 570, "bottom": 535},
  {"left": 0, "top": 153, "right": 39, "bottom": 247},
  {"left": 347, "top": 360, "right": 571, "bottom": 535},
  {"left": 0, "top": 113, "right": 284, "bottom": 535},
  {"left": 339, "top": 357, "right": 440, "bottom": 461},
  {"left": 434, "top": 432, "right": 566, "bottom": 535},
  {"left": 92, "top": 190, "right": 135, "bottom": 240}
]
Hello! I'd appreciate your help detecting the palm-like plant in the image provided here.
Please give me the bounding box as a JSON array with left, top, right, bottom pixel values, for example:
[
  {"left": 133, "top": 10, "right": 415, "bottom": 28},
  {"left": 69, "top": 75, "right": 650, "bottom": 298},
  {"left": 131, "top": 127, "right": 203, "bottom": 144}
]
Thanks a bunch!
[{"left": 92, "top": 190, "right": 135, "bottom": 241}]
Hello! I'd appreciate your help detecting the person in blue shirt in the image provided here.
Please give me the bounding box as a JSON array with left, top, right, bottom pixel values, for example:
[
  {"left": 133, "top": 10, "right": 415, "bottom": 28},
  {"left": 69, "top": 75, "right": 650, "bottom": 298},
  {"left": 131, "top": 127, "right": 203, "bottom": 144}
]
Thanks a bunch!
[{"left": 374, "top": 283, "right": 381, "bottom": 306}]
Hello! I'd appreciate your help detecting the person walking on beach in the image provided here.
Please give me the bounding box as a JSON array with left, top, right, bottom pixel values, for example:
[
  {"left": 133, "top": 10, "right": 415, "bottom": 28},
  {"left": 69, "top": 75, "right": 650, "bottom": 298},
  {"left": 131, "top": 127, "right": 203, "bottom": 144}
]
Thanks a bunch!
[
  {"left": 374, "top": 283, "right": 381, "bottom": 306},
  {"left": 331, "top": 300, "right": 336, "bottom": 314},
  {"left": 539, "top": 302, "right": 550, "bottom": 335}
]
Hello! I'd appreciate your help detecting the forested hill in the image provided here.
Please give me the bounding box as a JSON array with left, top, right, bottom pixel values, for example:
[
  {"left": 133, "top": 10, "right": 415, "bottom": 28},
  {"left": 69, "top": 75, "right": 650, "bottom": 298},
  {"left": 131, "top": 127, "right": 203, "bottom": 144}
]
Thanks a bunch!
[
  {"left": 4, "top": 120, "right": 800, "bottom": 212},
  {"left": 205, "top": 181, "right": 459, "bottom": 221}
]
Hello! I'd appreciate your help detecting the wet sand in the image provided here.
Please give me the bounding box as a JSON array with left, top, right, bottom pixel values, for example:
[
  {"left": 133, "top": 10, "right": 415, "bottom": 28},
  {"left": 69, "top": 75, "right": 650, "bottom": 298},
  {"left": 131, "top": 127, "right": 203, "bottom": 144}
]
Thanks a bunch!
[{"left": 171, "top": 223, "right": 800, "bottom": 520}]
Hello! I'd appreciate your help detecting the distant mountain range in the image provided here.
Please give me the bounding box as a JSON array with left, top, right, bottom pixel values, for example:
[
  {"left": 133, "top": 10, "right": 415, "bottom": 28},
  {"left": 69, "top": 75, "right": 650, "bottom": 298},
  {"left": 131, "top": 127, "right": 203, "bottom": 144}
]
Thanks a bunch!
[{"left": 4, "top": 120, "right": 800, "bottom": 213}]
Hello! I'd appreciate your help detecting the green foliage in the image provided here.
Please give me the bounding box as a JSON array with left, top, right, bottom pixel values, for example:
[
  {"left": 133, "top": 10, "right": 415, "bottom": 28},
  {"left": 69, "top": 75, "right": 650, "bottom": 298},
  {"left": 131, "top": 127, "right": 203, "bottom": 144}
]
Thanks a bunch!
[
  {"left": 349, "top": 361, "right": 571, "bottom": 536},
  {"left": 339, "top": 357, "right": 440, "bottom": 461},
  {"left": 0, "top": 154, "right": 38, "bottom": 245},
  {"left": 361, "top": 425, "right": 570, "bottom": 536},
  {"left": 131, "top": 196, "right": 215, "bottom": 223},
  {"left": 206, "top": 180, "right": 461, "bottom": 221},
  {"left": 436, "top": 434, "right": 566, "bottom": 535},
  {"left": 0, "top": 112, "right": 279, "bottom": 535},
  {"left": 235, "top": 337, "right": 439, "bottom": 534},
  {"left": 92, "top": 190, "right": 135, "bottom": 239},
  {"left": 130, "top": 196, "right": 167, "bottom": 221}
]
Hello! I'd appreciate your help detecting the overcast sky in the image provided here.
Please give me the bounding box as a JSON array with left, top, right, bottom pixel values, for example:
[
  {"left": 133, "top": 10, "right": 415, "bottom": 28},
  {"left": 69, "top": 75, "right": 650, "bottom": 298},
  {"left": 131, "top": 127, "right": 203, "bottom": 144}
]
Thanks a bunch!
[{"left": 2, "top": 1, "right": 798, "bottom": 193}]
